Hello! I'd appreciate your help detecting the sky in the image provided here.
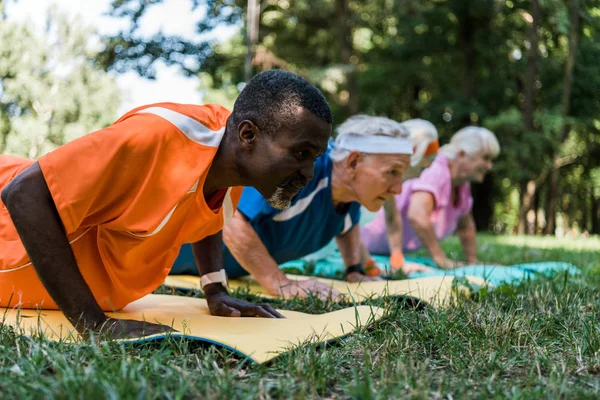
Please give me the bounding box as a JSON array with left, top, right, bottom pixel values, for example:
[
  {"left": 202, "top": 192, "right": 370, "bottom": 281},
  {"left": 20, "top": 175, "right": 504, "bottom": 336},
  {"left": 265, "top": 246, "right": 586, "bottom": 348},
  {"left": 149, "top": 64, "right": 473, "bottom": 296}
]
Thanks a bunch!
[{"left": 5, "top": 0, "right": 238, "bottom": 115}]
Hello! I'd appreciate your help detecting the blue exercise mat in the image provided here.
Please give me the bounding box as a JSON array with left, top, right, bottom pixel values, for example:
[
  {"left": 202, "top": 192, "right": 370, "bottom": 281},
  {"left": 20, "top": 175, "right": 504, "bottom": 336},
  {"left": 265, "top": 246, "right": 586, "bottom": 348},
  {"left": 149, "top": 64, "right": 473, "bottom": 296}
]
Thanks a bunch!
[{"left": 279, "top": 250, "right": 580, "bottom": 286}]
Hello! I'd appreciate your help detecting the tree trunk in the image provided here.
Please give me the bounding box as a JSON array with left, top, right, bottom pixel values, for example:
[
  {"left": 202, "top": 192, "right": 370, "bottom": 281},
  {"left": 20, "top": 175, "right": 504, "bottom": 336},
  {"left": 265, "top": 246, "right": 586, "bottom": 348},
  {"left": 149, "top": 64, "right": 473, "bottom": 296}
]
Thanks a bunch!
[
  {"left": 533, "top": 187, "right": 540, "bottom": 234},
  {"left": 523, "top": 0, "right": 540, "bottom": 131},
  {"left": 245, "top": 0, "right": 260, "bottom": 81},
  {"left": 335, "top": 0, "right": 358, "bottom": 116},
  {"left": 471, "top": 173, "right": 494, "bottom": 232},
  {"left": 517, "top": 180, "right": 537, "bottom": 234},
  {"left": 592, "top": 194, "right": 600, "bottom": 235},
  {"left": 544, "top": 167, "right": 559, "bottom": 235},
  {"left": 458, "top": 9, "right": 475, "bottom": 102},
  {"left": 516, "top": 0, "right": 541, "bottom": 234},
  {"left": 546, "top": 0, "right": 581, "bottom": 233}
]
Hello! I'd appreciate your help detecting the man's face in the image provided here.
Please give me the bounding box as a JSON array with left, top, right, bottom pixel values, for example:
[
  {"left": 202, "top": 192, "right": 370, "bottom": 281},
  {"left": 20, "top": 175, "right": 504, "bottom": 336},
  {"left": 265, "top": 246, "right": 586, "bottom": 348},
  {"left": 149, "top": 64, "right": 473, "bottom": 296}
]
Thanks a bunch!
[
  {"left": 457, "top": 150, "right": 494, "bottom": 183},
  {"left": 242, "top": 107, "right": 331, "bottom": 209},
  {"left": 350, "top": 152, "right": 411, "bottom": 212}
]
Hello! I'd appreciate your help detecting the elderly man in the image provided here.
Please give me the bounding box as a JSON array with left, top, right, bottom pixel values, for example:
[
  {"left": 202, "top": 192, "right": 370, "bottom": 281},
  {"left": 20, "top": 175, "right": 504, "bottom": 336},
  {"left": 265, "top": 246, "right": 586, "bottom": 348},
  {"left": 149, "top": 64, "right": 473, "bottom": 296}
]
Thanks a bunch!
[
  {"left": 360, "top": 126, "right": 500, "bottom": 270},
  {"left": 171, "top": 115, "right": 413, "bottom": 299},
  {"left": 360, "top": 118, "right": 440, "bottom": 276},
  {"left": 0, "top": 70, "right": 332, "bottom": 338}
]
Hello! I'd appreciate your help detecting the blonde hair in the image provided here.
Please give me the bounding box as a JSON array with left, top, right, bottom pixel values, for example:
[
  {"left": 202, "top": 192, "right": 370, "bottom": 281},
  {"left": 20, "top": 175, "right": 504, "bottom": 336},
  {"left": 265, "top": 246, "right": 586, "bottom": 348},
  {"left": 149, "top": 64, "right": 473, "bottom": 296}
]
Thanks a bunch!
[
  {"left": 330, "top": 115, "right": 410, "bottom": 162},
  {"left": 400, "top": 119, "right": 438, "bottom": 167},
  {"left": 440, "top": 126, "right": 500, "bottom": 159}
]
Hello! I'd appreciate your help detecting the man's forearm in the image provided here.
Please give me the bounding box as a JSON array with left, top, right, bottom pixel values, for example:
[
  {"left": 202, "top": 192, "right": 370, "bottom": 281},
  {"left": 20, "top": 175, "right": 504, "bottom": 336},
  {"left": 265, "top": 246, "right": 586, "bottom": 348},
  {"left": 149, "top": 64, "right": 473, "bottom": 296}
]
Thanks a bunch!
[
  {"left": 383, "top": 199, "right": 404, "bottom": 255},
  {"left": 192, "top": 231, "right": 229, "bottom": 296},
  {"left": 2, "top": 163, "right": 107, "bottom": 330},
  {"left": 457, "top": 215, "right": 477, "bottom": 264},
  {"left": 222, "top": 213, "right": 287, "bottom": 290},
  {"left": 335, "top": 224, "right": 362, "bottom": 267}
]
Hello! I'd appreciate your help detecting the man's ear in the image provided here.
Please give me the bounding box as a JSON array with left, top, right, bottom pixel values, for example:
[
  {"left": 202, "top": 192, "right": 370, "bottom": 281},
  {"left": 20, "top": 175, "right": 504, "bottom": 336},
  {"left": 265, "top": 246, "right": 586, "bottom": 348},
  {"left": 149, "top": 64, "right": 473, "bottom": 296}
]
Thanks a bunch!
[
  {"left": 344, "top": 151, "right": 363, "bottom": 177},
  {"left": 238, "top": 120, "right": 260, "bottom": 149}
]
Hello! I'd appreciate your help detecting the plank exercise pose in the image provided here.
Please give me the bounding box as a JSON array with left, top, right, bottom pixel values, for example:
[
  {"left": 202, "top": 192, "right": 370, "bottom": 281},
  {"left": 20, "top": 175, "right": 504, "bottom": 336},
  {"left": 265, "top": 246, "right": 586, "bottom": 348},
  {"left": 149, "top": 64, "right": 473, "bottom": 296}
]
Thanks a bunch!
[{"left": 0, "top": 70, "right": 332, "bottom": 338}]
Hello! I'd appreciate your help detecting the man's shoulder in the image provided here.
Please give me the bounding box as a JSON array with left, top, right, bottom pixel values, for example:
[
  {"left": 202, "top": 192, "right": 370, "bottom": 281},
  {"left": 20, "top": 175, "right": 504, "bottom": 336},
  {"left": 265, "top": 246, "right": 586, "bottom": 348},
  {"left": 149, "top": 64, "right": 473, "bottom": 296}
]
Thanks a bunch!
[{"left": 117, "top": 103, "right": 231, "bottom": 131}]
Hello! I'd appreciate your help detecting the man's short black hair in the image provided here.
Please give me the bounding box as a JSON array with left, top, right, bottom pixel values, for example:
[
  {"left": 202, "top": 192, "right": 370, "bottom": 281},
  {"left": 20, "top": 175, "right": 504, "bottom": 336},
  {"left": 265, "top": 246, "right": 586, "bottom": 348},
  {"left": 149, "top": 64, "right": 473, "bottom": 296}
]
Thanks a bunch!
[{"left": 229, "top": 69, "right": 332, "bottom": 135}]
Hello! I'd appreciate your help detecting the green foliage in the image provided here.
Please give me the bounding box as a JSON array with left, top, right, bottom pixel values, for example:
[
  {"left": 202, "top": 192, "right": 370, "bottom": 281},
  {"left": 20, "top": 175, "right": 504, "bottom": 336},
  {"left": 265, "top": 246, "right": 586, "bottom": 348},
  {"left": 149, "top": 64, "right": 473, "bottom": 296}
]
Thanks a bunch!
[
  {"left": 44, "top": 0, "right": 595, "bottom": 233},
  {"left": 0, "top": 7, "right": 120, "bottom": 158}
]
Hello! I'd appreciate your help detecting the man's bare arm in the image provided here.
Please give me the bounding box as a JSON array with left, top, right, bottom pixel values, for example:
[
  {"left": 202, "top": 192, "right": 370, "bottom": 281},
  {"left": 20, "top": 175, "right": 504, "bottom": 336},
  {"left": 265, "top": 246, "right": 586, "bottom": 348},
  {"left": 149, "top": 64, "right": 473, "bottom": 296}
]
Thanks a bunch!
[
  {"left": 2, "top": 163, "right": 109, "bottom": 331},
  {"left": 336, "top": 224, "right": 380, "bottom": 282},
  {"left": 456, "top": 214, "right": 478, "bottom": 264},
  {"left": 194, "top": 230, "right": 283, "bottom": 318},
  {"left": 383, "top": 198, "right": 404, "bottom": 256},
  {"left": 223, "top": 212, "right": 338, "bottom": 299},
  {"left": 2, "top": 163, "right": 173, "bottom": 337}
]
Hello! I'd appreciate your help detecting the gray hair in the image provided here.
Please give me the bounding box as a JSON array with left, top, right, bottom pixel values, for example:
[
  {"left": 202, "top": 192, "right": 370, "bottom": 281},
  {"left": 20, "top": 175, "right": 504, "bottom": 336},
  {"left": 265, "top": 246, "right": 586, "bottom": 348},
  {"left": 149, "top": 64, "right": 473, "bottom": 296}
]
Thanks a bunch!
[
  {"left": 440, "top": 126, "right": 501, "bottom": 159},
  {"left": 400, "top": 119, "right": 438, "bottom": 167},
  {"left": 330, "top": 115, "right": 410, "bottom": 162}
]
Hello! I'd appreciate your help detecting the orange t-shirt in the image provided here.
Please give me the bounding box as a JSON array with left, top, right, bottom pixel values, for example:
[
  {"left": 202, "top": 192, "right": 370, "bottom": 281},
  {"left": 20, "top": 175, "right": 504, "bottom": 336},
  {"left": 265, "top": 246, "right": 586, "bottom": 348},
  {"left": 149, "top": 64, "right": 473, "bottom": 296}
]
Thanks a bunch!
[{"left": 0, "top": 103, "right": 242, "bottom": 310}]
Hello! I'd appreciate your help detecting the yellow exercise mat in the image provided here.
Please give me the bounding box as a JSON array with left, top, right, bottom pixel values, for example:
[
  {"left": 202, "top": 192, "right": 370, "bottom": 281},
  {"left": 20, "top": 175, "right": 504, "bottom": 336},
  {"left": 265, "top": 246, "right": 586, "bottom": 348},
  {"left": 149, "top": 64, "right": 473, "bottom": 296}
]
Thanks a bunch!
[
  {"left": 1, "top": 294, "right": 382, "bottom": 364},
  {"left": 163, "top": 275, "right": 487, "bottom": 308}
]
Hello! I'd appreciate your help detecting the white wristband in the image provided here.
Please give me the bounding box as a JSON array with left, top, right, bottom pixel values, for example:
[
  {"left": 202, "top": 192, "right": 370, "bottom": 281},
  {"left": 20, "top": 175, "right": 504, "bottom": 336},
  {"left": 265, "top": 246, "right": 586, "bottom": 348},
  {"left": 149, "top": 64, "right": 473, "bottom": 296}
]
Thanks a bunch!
[{"left": 200, "top": 269, "right": 229, "bottom": 290}]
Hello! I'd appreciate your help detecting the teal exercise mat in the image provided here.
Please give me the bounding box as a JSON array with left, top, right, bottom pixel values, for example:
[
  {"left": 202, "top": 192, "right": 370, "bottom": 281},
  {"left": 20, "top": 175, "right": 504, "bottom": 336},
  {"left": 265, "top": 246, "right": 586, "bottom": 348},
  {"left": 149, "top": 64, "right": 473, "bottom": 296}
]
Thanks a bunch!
[{"left": 279, "top": 251, "right": 580, "bottom": 286}]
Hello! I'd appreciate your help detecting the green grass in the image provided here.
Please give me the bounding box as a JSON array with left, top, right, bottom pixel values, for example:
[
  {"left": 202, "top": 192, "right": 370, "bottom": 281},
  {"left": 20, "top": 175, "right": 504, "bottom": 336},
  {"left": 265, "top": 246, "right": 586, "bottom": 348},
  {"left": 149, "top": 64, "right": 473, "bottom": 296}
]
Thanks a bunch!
[{"left": 1, "top": 234, "right": 599, "bottom": 399}]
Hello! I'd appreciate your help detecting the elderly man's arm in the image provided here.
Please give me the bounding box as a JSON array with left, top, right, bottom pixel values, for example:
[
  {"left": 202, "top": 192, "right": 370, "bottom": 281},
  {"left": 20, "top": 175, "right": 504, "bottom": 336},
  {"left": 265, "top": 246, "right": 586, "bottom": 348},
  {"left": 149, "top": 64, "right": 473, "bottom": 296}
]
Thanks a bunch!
[
  {"left": 336, "top": 224, "right": 380, "bottom": 282},
  {"left": 1, "top": 163, "right": 172, "bottom": 338},
  {"left": 193, "top": 231, "right": 284, "bottom": 318},
  {"left": 456, "top": 214, "right": 478, "bottom": 264},
  {"left": 223, "top": 212, "right": 339, "bottom": 300},
  {"left": 407, "top": 191, "right": 455, "bottom": 269},
  {"left": 383, "top": 198, "right": 405, "bottom": 267}
]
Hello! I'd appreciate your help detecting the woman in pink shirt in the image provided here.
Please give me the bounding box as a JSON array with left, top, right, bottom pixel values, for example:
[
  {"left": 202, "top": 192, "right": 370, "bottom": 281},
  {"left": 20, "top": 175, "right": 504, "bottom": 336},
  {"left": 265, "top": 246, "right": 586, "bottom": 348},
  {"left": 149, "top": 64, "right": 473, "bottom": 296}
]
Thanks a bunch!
[{"left": 360, "top": 126, "right": 500, "bottom": 274}]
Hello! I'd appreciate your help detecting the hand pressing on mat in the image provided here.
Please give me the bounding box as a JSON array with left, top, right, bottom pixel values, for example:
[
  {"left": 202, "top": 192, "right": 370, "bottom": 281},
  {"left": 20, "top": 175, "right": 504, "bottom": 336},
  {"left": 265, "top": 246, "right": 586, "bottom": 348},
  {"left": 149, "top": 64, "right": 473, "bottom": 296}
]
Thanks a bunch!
[
  {"left": 345, "top": 271, "right": 382, "bottom": 283},
  {"left": 402, "top": 262, "right": 433, "bottom": 275},
  {"left": 204, "top": 284, "right": 285, "bottom": 318},
  {"left": 269, "top": 277, "right": 340, "bottom": 300},
  {"left": 96, "top": 318, "right": 176, "bottom": 340},
  {"left": 388, "top": 253, "right": 432, "bottom": 276},
  {"left": 433, "top": 256, "right": 465, "bottom": 270}
]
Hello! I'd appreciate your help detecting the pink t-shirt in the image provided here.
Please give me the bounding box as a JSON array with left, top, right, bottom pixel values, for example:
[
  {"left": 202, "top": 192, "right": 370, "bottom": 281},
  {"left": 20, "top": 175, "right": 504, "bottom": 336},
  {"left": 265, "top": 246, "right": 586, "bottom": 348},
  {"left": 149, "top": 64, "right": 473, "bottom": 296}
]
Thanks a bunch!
[{"left": 360, "top": 153, "right": 473, "bottom": 255}]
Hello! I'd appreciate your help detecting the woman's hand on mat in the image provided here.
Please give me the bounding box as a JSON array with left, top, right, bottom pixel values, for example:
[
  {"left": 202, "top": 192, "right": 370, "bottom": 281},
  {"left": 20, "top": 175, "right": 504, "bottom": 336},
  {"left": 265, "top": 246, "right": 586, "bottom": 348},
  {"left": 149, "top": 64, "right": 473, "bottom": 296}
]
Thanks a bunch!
[
  {"left": 272, "top": 277, "right": 340, "bottom": 300},
  {"left": 97, "top": 318, "right": 176, "bottom": 339},
  {"left": 401, "top": 262, "right": 433, "bottom": 275},
  {"left": 433, "top": 257, "right": 465, "bottom": 270},
  {"left": 204, "top": 285, "right": 284, "bottom": 318},
  {"left": 345, "top": 272, "right": 382, "bottom": 283}
]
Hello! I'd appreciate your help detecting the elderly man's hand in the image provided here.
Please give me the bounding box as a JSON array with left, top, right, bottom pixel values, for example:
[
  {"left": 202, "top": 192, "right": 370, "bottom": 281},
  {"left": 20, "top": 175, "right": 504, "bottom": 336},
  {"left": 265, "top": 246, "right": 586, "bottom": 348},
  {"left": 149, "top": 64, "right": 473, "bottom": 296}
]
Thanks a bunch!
[
  {"left": 204, "top": 289, "right": 285, "bottom": 318},
  {"left": 268, "top": 277, "right": 340, "bottom": 300}
]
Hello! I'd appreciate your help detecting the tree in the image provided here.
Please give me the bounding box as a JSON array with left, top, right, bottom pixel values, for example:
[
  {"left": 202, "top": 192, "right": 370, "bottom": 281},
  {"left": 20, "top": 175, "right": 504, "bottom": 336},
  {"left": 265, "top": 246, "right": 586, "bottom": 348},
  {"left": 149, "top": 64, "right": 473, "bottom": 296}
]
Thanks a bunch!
[{"left": 0, "top": 6, "right": 121, "bottom": 158}]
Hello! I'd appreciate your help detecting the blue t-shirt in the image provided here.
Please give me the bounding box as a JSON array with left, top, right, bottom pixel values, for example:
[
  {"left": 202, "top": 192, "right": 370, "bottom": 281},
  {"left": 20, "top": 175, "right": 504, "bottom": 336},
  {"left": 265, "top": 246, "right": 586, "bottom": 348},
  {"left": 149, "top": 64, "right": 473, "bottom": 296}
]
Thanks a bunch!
[{"left": 222, "top": 145, "right": 361, "bottom": 275}]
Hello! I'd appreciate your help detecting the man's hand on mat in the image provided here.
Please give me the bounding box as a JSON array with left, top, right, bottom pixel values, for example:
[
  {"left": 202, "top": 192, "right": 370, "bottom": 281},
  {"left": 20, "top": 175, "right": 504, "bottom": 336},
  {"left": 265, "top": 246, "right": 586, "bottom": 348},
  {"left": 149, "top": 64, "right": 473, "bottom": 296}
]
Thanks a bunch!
[
  {"left": 273, "top": 278, "right": 340, "bottom": 300},
  {"left": 204, "top": 284, "right": 284, "bottom": 318},
  {"left": 345, "top": 272, "right": 382, "bottom": 283},
  {"left": 97, "top": 318, "right": 176, "bottom": 339}
]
